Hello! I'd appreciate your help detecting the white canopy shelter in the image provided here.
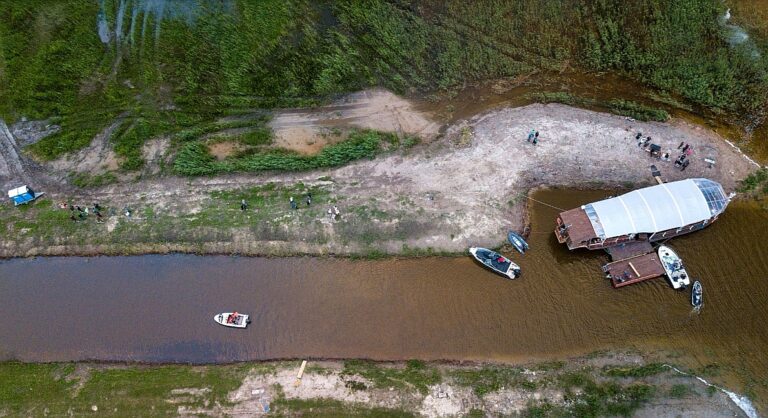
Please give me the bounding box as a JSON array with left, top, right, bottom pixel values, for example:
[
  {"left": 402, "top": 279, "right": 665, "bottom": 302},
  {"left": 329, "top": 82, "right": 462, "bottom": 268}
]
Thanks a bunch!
[{"left": 583, "top": 179, "right": 729, "bottom": 239}]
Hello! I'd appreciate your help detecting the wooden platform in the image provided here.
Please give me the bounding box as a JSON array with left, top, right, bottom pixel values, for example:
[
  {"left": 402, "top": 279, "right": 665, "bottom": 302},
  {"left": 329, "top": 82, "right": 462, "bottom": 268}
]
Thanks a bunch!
[
  {"left": 605, "top": 241, "right": 654, "bottom": 262},
  {"left": 602, "top": 251, "right": 666, "bottom": 288}
]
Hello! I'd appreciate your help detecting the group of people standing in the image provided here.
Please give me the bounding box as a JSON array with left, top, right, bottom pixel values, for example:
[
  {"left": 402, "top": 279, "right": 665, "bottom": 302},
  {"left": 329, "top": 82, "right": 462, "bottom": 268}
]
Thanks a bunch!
[
  {"left": 526, "top": 129, "right": 540, "bottom": 145},
  {"left": 674, "top": 142, "right": 694, "bottom": 171},
  {"left": 63, "top": 202, "right": 105, "bottom": 223},
  {"left": 240, "top": 192, "right": 341, "bottom": 221}
]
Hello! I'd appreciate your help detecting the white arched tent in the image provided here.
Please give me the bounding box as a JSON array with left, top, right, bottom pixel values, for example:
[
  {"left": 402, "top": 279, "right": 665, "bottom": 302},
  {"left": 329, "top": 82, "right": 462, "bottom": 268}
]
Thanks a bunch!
[{"left": 582, "top": 179, "right": 729, "bottom": 240}]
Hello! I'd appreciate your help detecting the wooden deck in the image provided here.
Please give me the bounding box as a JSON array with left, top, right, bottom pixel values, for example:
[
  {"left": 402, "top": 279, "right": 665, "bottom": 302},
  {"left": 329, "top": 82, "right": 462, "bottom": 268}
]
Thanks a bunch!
[
  {"left": 602, "top": 252, "right": 666, "bottom": 288},
  {"left": 605, "top": 241, "right": 654, "bottom": 262}
]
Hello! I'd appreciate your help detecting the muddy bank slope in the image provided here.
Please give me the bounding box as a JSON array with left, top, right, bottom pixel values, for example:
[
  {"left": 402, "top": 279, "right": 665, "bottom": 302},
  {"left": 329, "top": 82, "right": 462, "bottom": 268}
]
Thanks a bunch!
[{"left": 0, "top": 103, "right": 757, "bottom": 257}]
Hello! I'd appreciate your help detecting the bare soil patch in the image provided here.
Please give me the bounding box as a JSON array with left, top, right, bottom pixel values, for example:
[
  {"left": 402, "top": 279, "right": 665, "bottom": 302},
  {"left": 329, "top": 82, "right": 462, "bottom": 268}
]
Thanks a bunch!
[
  {"left": 269, "top": 88, "right": 441, "bottom": 154},
  {"left": 207, "top": 141, "right": 245, "bottom": 160}
]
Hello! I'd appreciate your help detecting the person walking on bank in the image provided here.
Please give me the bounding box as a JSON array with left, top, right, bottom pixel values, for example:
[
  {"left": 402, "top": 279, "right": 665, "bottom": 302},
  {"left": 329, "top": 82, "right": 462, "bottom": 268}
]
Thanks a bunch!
[
  {"left": 306, "top": 193, "right": 312, "bottom": 207},
  {"left": 240, "top": 199, "right": 248, "bottom": 211}
]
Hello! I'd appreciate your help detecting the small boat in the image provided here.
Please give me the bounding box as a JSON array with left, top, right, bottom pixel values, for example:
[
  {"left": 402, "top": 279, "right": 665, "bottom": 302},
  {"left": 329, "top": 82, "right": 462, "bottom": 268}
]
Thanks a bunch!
[
  {"left": 214, "top": 312, "right": 250, "bottom": 329},
  {"left": 507, "top": 231, "right": 529, "bottom": 254},
  {"left": 691, "top": 280, "right": 703, "bottom": 309},
  {"left": 658, "top": 245, "right": 690, "bottom": 290},
  {"left": 469, "top": 247, "right": 520, "bottom": 279}
]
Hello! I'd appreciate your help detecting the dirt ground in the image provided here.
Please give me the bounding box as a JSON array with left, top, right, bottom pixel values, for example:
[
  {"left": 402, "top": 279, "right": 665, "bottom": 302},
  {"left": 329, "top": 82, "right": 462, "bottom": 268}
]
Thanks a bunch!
[{"left": 0, "top": 90, "right": 761, "bottom": 257}]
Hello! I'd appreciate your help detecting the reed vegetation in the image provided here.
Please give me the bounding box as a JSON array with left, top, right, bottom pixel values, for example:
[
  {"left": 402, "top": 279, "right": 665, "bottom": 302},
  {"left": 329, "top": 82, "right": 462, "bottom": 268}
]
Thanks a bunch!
[{"left": 1, "top": 0, "right": 765, "bottom": 168}]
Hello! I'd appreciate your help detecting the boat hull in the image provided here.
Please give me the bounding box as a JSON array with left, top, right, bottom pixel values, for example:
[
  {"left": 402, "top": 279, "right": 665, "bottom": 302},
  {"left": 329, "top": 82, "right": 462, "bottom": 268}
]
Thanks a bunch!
[
  {"left": 214, "top": 312, "right": 250, "bottom": 328},
  {"left": 507, "top": 231, "right": 529, "bottom": 254},
  {"left": 469, "top": 247, "right": 520, "bottom": 279}
]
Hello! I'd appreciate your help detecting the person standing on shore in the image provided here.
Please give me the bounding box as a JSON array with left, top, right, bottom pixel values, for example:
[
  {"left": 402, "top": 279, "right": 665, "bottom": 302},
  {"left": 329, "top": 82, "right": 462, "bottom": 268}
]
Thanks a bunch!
[
  {"left": 527, "top": 129, "right": 535, "bottom": 142},
  {"left": 532, "top": 131, "right": 539, "bottom": 145},
  {"left": 306, "top": 193, "right": 312, "bottom": 207},
  {"left": 290, "top": 196, "right": 297, "bottom": 210},
  {"left": 240, "top": 199, "right": 248, "bottom": 211}
]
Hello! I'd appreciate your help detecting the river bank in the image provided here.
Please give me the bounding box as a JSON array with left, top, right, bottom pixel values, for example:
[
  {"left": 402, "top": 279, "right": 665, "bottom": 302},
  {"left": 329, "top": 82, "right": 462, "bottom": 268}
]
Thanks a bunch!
[
  {"left": 0, "top": 103, "right": 760, "bottom": 258},
  {"left": 0, "top": 352, "right": 754, "bottom": 417}
]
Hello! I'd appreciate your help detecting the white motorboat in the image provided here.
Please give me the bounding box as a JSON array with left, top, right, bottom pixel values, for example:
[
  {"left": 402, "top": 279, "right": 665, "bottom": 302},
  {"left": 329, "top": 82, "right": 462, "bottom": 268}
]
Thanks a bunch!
[
  {"left": 214, "top": 312, "right": 250, "bottom": 328},
  {"left": 658, "top": 245, "right": 690, "bottom": 290},
  {"left": 469, "top": 247, "right": 521, "bottom": 279}
]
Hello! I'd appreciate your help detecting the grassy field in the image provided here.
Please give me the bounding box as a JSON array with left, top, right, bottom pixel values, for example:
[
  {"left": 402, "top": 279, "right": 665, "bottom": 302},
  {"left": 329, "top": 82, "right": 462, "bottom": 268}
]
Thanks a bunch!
[{"left": 1, "top": 0, "right": 766, "bottom": 171}]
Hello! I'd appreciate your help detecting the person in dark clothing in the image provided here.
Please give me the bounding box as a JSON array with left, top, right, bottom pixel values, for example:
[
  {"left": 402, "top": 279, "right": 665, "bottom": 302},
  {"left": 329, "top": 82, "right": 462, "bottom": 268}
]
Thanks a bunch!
[
  {"left": 682, "top": 144, "right": 690, "bottom": 153},
  {"left": 678, "top": 141, "right": 685, "bottom": 149},
  {"left": 240, "top": 199, "right": 248, "bottom": 211},
  {"left": 636, "top": 132, "right": 643, "bottom": 140},
  {"left": 681, "top": 159, "right": 690, "bottom": 171},
  {"left": 76, "top": 206, "right": 83, "bottom": 213}
]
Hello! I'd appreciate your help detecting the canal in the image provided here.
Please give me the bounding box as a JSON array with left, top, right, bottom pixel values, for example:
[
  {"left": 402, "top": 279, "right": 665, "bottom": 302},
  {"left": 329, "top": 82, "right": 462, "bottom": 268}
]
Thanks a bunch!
[{"left": 1, "top": 189, "right": 766, "bottom": 400}]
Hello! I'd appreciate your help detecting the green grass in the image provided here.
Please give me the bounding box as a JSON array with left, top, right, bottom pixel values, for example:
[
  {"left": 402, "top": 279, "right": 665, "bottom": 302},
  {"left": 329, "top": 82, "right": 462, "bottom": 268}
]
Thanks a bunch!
[
  {"left": 0, "top": 362, "right": 251, "bottom": 417},
  {"left": 528, "top": 92, "right": 670, "bottom": 121},
  {"left": 0, "top": 363, "right": 76, "bottom": 415},
  {"left": 607, "top": 99, "right": 670, "bottom": 122},
  {"left": 449, "top": 366, "right": 530, "bottom": 397},
  {"left": 70, "top": 172, "right": 118, "bottom": 188},
  {"left": 341, "top": 360, "right": 441, "bottom": 395},
  {"left": 603, "top": 363, "right": 667, "bottom": 378},
  {"left": 738, "top": 168, "right": 768, "bottom": 194}
]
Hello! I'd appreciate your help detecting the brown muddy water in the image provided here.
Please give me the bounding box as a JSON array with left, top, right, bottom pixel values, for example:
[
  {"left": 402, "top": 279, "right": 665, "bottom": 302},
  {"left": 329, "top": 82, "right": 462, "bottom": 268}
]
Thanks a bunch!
[{"left": 1, "top": 190, "right": 767, "bottom": 395}]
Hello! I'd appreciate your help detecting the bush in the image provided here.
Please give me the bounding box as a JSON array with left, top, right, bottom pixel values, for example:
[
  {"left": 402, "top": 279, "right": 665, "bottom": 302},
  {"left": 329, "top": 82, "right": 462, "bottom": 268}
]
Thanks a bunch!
[
  {"left": 173, "top": 129, "right": 389, "bottom": 176},
  {"left": 738, "top": 168, "right": 768, "bottom": 193}
]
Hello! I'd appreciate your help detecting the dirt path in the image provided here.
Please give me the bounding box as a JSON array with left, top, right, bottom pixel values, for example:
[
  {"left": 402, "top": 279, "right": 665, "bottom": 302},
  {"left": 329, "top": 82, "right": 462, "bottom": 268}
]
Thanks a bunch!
[
  {"left": 0, "top": 120, "right": 30, "bottom": 190},
  {"left": 0, "top": 98, "right": 760, "bottom": 257}
]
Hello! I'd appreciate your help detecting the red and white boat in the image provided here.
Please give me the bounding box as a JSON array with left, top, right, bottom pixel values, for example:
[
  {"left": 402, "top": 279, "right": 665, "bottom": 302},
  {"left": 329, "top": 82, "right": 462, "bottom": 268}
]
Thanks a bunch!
[{"left": 214, "top": 312, "right": 250, "bottom": 328}]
